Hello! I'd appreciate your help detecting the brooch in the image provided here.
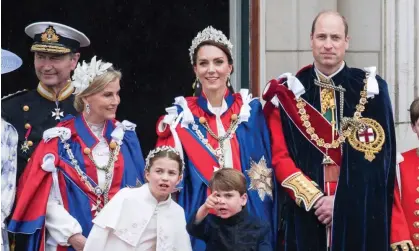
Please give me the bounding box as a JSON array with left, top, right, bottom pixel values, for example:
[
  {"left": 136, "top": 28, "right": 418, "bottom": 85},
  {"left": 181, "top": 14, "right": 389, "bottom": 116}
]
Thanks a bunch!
[{"left": 348, "top": 117, "right": 385, "bottom": 161}]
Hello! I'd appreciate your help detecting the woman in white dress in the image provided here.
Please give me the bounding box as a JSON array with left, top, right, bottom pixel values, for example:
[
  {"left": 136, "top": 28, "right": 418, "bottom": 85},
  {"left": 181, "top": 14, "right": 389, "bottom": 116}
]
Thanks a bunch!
[{"left": 84, "top": 145, "right": 192, "bottom": 251}]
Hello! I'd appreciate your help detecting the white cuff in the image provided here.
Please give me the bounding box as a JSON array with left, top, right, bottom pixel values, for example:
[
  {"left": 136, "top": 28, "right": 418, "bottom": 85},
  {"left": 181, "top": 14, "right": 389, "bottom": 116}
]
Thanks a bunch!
[{"left": 45, "top": 192, "right": 82, "bottom": 246}]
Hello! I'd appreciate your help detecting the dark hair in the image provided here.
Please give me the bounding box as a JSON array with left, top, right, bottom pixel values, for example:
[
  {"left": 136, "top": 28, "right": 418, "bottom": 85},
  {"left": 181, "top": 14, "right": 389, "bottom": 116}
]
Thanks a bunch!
[
  {"left": 192, "top": 40, "right": 234, "bottom": 68},
  {"left": 209, "top": 168, "right": 247, "bottom": 195},
  {"left": 192, "top": 40, "right": 235, "bottom": 96},
  {"left": 311, "top": 11, "right": 349, "bottom": 37},
  {"left": 147, "top": 149, "right": 183, "bottom": 174},
  {"left": 410, "top": 98, "right": 419, "bottom": 125}
]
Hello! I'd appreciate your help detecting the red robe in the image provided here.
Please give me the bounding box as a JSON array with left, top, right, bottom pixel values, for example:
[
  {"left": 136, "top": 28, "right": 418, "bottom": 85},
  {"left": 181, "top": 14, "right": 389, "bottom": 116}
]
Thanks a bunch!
[{"left": 391, "top": 148, "right": 418, "bottom": 250}]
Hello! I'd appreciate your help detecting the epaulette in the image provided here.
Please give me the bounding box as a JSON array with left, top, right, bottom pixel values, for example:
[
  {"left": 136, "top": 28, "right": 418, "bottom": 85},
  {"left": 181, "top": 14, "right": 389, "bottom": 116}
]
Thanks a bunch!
[{"left": 1, "top": 89, "right": 28, "bottom": 101}]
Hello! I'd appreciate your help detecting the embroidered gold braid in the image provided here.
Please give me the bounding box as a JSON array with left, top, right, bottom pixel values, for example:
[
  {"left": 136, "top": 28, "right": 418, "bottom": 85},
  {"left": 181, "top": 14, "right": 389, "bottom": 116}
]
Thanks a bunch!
[
  {"left": 31, "top": 44, "right": 70, "bottom": 54},
  {"left": 320, "top": 88, "right": 335, "bottom": 114},
  {"left": 281, "top": 172, "right": 323, "bottom": 211},
  {"left": 390, "top": 240, "right": 414, "bottom": 251},
  {"left": 296, "top": 80, "right": 368, "bottom": 150}
]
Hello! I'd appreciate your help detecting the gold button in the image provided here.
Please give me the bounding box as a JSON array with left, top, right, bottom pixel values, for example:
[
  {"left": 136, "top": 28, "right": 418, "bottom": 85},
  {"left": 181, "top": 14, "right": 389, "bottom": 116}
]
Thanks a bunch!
[
  {"left": 23, "top": 105, "right": 29, "bottom": 112},
  {"left": 199, "top": 117, "right": 206, "bottom": 124},
  {"left": 83, "top": 148, "right": 91, "bottom": 155},
  {"left": 415, "top": 198, "right": 419, "bottom": 204},
  {"left": 414, "top": 222, "right": 419, "bottom": 228},
  {"left": 27, "top": 141, "right": 33, "bottom": 147},
  {"left": 416, "top": 187, "right": 419, "bottom": 192},
  {"left": 417, "top": 176, "right": 419, "bottom": 181},
  {"left": 415, "top": 210, "right": 419, "bottom": 216},
  {"left": 231, "top": 114, "right": 238, "bottom": 121},
  {"left": 109, "top": 141, "right": 117, "bottom": 150},
  {"left": 24, "top": 123, "right": 31, "bottom": 129},
  {"left": 414, "top": 233, "right": 419, "bottom": 240}
]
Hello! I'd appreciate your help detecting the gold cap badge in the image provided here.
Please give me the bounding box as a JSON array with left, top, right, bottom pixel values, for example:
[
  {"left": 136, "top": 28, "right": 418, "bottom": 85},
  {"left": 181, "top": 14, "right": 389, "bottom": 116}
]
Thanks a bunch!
[{"left": 41, "top": 26, "right": 59, "bottom": 43}]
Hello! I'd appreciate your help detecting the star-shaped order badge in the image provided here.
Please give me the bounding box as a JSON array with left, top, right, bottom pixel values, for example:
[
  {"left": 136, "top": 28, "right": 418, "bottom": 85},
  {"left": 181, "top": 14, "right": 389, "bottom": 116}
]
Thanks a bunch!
[
  {"left": 20, "top": 140, "right": 30, "bottom": 153},
  {"left": 246, "top": 156, "right": 273, "bottom": 201},
  {"left": 52, "top": 108, "right": 64, "bottom": 120}
]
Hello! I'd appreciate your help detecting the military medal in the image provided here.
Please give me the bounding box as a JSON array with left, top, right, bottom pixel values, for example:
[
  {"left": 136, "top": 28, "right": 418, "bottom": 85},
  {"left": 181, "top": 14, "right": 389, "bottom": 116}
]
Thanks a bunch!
[
  {"left": 21, "top": 123, "right": 33, "bottom": 154},
  {"left": 20, "top": 140, "right": 30, "bottom": 153},
  {"left": 52, "top": 101, "right": 64, "bottom": 120},
  {"left": 52, "top": 107, "right": 64, "bottom": 120}
]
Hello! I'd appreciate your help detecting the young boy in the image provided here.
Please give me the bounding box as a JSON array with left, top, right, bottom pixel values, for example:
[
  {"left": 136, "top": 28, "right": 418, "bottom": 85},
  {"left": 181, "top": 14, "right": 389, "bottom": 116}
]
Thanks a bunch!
[
  {"left": 390, "top": 98, "right": 419, "bottom": 250},
  {"left": 186, "top": 168, "right": 273, "bottom": 251}
]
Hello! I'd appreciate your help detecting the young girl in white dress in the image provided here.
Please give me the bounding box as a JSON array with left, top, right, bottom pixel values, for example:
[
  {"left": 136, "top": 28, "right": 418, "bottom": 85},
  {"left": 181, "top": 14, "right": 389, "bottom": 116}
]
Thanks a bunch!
[{"left": 84, "top": 146, "right": 192, "bottom": 251}]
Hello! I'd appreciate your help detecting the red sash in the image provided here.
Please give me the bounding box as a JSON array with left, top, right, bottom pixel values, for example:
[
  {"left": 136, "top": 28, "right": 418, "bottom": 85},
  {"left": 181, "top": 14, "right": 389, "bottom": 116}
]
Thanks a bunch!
[
  {"left": 274, "top": 84, "right": 342, "bottom": 167},
  {"left": 176, "top": 126, "right": 219, "bottom": 184}
]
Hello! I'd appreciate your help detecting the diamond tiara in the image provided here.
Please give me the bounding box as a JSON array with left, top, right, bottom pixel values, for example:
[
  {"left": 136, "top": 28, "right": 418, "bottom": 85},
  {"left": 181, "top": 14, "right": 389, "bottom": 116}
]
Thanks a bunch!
[
  {"left": 189, "top": 26, "right": 233, "bottom": 65},
  {"left": 145, "top": 145, "right": 185, "bottom": 172}
]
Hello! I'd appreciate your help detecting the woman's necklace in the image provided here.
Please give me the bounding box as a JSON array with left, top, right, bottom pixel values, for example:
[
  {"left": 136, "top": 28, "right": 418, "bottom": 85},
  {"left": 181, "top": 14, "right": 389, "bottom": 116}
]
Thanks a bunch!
[{"left": 64, "top": 119, "right": 121, "bottom": 214}]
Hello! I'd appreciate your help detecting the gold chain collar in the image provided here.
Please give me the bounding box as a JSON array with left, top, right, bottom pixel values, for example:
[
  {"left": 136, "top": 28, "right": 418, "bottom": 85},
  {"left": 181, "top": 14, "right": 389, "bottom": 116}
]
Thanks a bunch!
[
  {"left": 191, "top": 114, "right": 239, "bottom": 168},
  {"left": 296, "top": 78, "right": 368, "bottom": 150}
]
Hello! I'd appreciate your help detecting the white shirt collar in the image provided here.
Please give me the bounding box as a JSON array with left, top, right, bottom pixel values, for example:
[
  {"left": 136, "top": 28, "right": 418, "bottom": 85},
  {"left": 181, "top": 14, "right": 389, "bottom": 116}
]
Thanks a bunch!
[
  {"left": 207, "top": 98, "right": 228, "bottom": 116},
  {"left": 314, "top": 61, "right": 345, "bottom": 80}
]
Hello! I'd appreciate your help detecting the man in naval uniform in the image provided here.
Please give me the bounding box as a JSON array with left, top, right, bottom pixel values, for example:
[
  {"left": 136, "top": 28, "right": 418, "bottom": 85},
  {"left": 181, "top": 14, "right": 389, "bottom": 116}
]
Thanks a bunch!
[
  {"left": 2, "top": 22, "right": 90, "bottom": 181},
  {"left": 1, "top": 22, "right": 89, "bottom": 251},
  {"left": 263, "top": 11, "right": 396, "bottom": 251}
]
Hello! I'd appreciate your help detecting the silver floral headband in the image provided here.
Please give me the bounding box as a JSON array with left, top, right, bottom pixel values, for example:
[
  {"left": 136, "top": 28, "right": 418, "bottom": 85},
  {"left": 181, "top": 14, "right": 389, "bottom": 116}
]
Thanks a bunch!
[
  {"left": 145, "top": 145, "right": 185, "bottom": 172},
  {"left": 189, "top": 26, "right": 233, "bottom": 65},
  {"left": 72, "top": 56, "right": 113, "bottom": 95}
]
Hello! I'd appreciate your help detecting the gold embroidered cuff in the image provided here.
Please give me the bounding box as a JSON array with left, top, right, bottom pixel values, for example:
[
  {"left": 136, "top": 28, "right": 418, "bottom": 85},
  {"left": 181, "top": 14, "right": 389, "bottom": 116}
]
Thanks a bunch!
[
  {"left": 281, "top": 172, "right": 323, "bottom": 211},
  {"left": 390, "top": 240, "right": 414, "bottom": 251}
]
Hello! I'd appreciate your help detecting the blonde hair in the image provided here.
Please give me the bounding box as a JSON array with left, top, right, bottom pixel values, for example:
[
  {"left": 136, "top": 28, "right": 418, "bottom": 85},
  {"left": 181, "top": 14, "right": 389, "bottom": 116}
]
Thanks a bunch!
[{"left": 73, "top": 66, "right": 122, "bottom": 112}]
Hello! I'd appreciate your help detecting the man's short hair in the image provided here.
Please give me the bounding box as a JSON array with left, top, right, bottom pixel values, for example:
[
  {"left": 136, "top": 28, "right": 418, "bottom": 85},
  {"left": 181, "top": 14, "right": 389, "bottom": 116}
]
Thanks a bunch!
[
  {"left": 209, "top": 168, "right": 247, "bottom": 195},
  {"left": 410, "top": 97, "right": 419, "bottom": 125},
  {"left": 311, "top": 10, "right": 349, "bottom": 37}
]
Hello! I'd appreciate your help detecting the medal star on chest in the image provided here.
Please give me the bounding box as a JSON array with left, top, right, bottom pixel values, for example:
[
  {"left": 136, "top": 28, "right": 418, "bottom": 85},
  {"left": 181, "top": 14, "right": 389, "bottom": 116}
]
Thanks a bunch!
[
  {"left": 20, "top": 141, "right": 30, "bottom": 153},
  {"left": 52, "top": 108, "right": 64, "bottom": 120},
  {"left": 246, "top": 156, "right": 273, "bottom": 201}
]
